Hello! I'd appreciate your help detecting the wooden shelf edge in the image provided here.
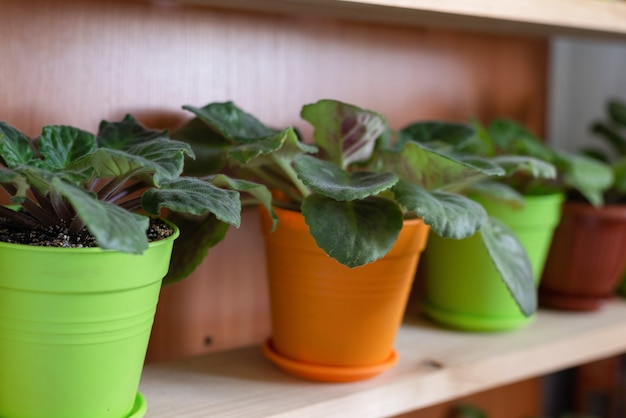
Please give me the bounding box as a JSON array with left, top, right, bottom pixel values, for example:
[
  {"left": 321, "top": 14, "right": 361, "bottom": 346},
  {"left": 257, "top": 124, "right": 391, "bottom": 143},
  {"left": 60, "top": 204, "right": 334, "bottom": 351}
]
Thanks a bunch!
[
  {"left": 140, "top": 299, "right": 626, "bottom": 417},
  {"left": 166, "top": 0, "right": 626, "bottom": 39}
]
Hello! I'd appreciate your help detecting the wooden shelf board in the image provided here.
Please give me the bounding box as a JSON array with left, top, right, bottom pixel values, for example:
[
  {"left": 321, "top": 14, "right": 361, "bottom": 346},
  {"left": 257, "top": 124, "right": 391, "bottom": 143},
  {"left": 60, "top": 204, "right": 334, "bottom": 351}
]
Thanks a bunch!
[
  {"left": 140, "top": 299, "right": 626, "bottom": 417},
  {"left": 169, "top": 0, "right": 626, "bottom": 39}
]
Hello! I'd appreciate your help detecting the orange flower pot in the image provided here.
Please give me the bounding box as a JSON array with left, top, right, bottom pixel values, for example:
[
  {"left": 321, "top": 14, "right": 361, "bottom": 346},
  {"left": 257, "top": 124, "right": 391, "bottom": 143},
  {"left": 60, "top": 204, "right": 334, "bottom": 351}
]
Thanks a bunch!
[{"left": 260, "top": 206, "right": 429, "bottom": 382}]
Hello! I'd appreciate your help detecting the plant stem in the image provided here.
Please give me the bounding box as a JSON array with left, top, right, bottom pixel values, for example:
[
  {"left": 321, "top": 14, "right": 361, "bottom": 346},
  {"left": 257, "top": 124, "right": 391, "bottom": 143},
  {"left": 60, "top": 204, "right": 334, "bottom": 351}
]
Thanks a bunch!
[
  {"left": 21, "top": 198, "right": 59, "bottom": 226},
  {"left": 249, "top": 167, "right": 302, "bottom": 203},
  {"left": 97, "top": 175, "right": 133, "bottom": 201},
  {"left": 68, "top": 215, "right": 85, "bottom": 234},
  {"left": 31, "top": 187, "right": 56, "bottom": 214},
  {"left": 274, "top": 158, "right": 311, "bottom": 199},
  {"left": 0, "top": 185, "right": 54, "bottom": 225},
  {"left": 118, "top": 197, "right": 143, "bottom": 212},
  {"left": 0, "top": 205, "right": 42, "bottom": 229},
  {"left": 49, "top": 189, "right": 74, "bottom": 223},
  {"left": 108, "top": 182, "right": 147, "bottom": 204}
]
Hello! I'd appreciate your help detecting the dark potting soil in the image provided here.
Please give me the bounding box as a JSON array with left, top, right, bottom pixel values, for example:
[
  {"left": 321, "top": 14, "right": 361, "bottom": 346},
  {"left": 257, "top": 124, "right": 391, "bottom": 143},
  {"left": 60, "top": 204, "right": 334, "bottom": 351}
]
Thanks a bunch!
[{"left": 0, "top": 218, "right": 174, "bottom": 248}]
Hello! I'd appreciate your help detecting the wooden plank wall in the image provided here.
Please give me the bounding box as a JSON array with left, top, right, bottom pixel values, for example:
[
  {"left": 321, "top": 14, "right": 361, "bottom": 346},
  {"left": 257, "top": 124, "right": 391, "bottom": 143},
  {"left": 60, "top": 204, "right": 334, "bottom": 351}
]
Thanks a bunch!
[{"left": 0, "top": 0, "right": 548, "bottom": 364}]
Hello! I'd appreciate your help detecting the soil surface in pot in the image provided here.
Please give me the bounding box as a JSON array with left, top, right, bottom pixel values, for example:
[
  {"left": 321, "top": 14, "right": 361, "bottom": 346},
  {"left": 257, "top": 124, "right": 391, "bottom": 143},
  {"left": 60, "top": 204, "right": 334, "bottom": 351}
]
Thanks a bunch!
[{"left": 0, "top": 217, "right": 173, "bottom": 248}]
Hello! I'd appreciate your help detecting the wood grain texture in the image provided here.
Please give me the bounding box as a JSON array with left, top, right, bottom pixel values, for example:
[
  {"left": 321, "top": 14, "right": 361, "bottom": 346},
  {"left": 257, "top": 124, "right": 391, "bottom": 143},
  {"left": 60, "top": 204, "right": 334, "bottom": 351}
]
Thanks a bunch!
[
  {"left": 0, "top": 0, "right": 548, "bottom": 362},
  {"left": 395, "top": 378, "right": 541, "bottom": 418},
  {"left": 175, "top": 0, "right": 626, "bottom": 39},
  {"left": 139, "top": 300, "right": 626, "bottom": 417}
]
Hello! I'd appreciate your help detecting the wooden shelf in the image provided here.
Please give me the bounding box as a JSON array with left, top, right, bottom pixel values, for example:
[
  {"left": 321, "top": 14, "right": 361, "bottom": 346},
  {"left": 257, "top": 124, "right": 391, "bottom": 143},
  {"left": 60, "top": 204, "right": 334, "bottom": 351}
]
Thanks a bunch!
[
  {"left": 140, "top": 299, "right": 626, "bottom": 417},
  {"left": 171, "top": 0, "right": 626, "bottom": 39}
]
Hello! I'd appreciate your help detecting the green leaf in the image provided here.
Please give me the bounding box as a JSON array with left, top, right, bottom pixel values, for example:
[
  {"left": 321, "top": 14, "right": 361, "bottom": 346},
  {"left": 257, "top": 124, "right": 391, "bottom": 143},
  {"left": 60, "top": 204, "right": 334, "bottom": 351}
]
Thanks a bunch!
[
  {"left": 485, "top": 119, "right": 553, "bottom": 161},
  {"left": 183, "top": 101, "right": 275, "bottom": 142},
  {"left": 381, "top": 141, "right": 503, "bottom": 191},
  {"left": 608, "top": 99, "right": 626, "bottom": 127},
  {"left": 457, "top": 155, "right": 508, "bottom": 177},
  {"left": 37, "top": 126, "right": 97, "bottom": 171},
  {"left": 591, "top": 122, "right": 626, "bottom": 156},
  {"left": 227, "top": 127, "right": 315, "bottom": 166},
  {"left": 209, "top": 173, "right": 277, "bottom": 230},
  {"left": 83, "top": 142, "right": 188, "bottom": 185},
  {"left": 392, "top": 179, "right": 487, "bottom": 239},
  {"left": 142, "top": 177, "right": 241, "bottom": 227},
  {"left": 171, "top": 116, "right": 231, "bottom": 176},
  {"left": 465, "top": 181, "right": 525, "bottom": 208},
  {"left": 96, "top": 115, "right": 193, "bottom": 184},
  {"left": 52, "top": 178, "right": 150, "bottom": 254},
  {"left": 163, "top": 212, "right": 230, "bottom": 285},
  {"left": 301, "top": 99, "right": 387, "bottom": 168},
  {"left": 449, "top": 405, "right": 488, "bottom": 418},
  {"left": 491, "top": 155, "right": 557, "bottom": 179},
  {"left": 98, "top": 114, "right": 173, "bottom": 149},
  {"left": 0, "top": 122, "right": 35, "bottom": 168},
  {"left": 182, "top": 103, "right": 316, "bottom": 202},
  {"left": 554, "top": 151, "right": 613, "bottom": 206},
  {"left": 0, "top": 168, "right": 29, "bottom": 203},
  {"left": 479, "top": 216, "right": 536, "bottom": 317},
  {"left": 611, "top": 158, "right": 626, "bottom": 194},
  {"left": 399, "top": 121, "right": 477, "bottom": 152},
  {"left": 302, "top": 194, "right": 403, "bottom": 267},
  {"left": 14, "top": 165, "right": 58, "bottom": 195},
  {"left": 294, "top": 155, "right": 398, "bottom": 201}
]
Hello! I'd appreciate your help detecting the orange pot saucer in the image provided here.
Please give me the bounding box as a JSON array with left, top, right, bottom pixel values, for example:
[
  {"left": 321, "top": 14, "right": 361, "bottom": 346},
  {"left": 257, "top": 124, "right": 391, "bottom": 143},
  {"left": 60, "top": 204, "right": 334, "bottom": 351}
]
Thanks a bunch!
[{"left": 262, "top": 339, "right": 398, "bottom": 383}]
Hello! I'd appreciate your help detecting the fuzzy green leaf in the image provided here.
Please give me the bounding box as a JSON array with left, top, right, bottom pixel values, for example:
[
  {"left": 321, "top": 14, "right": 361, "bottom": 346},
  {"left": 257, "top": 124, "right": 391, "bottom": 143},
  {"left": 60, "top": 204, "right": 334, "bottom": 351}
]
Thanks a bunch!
[
  {"left": 98, "top": 114, "right": 173, "bottom": 148},
  {"left": 0, "top": 168, "right": 29, "bottom": 203},
  {"left": 37, "top": 126, "right": 97, "bottom": 172},
  {"left": 14, "top": 166, "right": 58, "bottom": 195},
  {"left": 53, "top": 178, "right": 150, "bottom": 254},
  {"left": 227, "top": 127, "right": 316, "bottom": 166},
  {"left": 302, "top": 194, "right": 403, "bottom": 267},
  {"left": 183, "top": 101, "right": 275, "bottom": 142},
  {"left": 209, "top": 173, "right": 277, "bottom": 230},
  {"left": 84, "top": 140, "right": 190, "bottom": 185},
  {"left": 399, "top": 121, "right": 477, "bottom": 152},
  {"left": 171, "top": 117, "right": 231, "bottom": 176},
  {"left": 484, "top": 119, "right": 553, "bottom": 161},
  {"left": 294, "top": 155, "right": 398, "bottom": 201},
  {"left": 479, "top": 216, "right": 536, "bottom": 317},
  {"left": 381, "top": 141, "right": 503, "bottom": 191},
  {"left": 554, "top": 151, "right": 613, "bottom": 206},
  {"left": 491, "top": 155, "right": 557, "bottom": 179},
  {"left": 163, "top": 212, "right": 230, "bottom": 285},
  {"left": 392, "top": 179, "right": 487, "bottom": 239},
  {"left": 97, "top": 115, "right": 193, "bottom": 184},
  {"left": 301, "top": 99, "right": 386, "bottom": 168},
  {"left": 142, "top": 177, "right": 241, "bottom": 227},
  {"left": 465, "top": 181, "right": 525, "bottom": 208},
  {"left": 0, "top": 122, "right": 35, "bottom": 168}
]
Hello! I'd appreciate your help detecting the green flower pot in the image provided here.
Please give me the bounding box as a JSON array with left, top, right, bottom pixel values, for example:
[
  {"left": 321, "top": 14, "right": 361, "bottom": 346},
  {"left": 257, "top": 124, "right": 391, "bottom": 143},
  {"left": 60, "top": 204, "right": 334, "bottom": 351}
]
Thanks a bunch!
[
  {"left": 0, "top": 226, "right": 178, "bottom": 418},
  {"left": 422, "top": 193, "right": 563, "bottom": 331}
]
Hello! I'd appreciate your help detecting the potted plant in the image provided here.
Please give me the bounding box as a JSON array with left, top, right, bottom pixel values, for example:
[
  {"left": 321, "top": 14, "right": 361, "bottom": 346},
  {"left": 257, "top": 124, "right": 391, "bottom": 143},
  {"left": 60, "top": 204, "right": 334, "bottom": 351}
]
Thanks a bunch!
[
  {"left": 403, "top": 118, "right": 611, "bottom": 329},
  {"left": 539, "top": 98, "right": 626, "bottom": 310},
  {"left": 0, "top": 116, "right": 271, "bottom": 418},
  {"left": 173, "top": 99, "right": 537, "bottom": 382}
]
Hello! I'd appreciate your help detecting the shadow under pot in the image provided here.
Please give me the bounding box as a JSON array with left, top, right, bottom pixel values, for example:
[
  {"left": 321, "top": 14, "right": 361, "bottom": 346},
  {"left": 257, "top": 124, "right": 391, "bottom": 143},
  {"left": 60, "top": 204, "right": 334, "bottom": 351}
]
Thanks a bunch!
[{"left": 539, "top": 201, "right": 626, "bottom": 311}]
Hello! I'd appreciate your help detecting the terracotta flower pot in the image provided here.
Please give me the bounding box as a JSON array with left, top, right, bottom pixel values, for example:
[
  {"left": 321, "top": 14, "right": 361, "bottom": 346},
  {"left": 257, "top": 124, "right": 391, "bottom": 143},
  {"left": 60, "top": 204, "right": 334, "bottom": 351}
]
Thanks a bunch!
[
  {"left": 539, "top": 202, "right": 626, "bottom": 311},
  {"left": 259, "top": 206, "right": 429, "bottom": 382}
]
